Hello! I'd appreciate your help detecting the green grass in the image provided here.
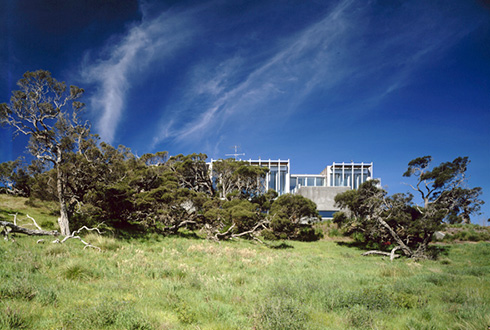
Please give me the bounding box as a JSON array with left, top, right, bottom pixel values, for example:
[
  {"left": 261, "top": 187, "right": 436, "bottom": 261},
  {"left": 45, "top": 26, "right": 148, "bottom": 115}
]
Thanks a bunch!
[
  {"left": 0, "top": 195, "right": 59, "bottom": 231},
  {"left": 442, "top": 223, "right": 490, "bottom": 242},
  {"left": 1, "top": 195, "right": 490, "bottom": 329}
]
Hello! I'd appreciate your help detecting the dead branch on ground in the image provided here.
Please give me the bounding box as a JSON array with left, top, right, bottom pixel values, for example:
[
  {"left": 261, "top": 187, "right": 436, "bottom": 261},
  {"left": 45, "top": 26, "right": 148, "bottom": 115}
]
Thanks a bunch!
[
  {"left": 2, "top": 214, "right": 103, "bottom": 251},
  {"left": 0, "top": 220, "right": 59, "bottom": 237},
  {"left": 362, "top": 246, "right": 402, "bottom": 261}
]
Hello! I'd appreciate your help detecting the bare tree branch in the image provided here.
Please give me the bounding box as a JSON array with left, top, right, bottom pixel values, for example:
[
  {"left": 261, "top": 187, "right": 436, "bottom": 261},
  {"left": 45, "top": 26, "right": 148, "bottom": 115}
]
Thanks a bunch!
[
  {"left": 0, "top": 220, "right": 59, "bottom": 236},
  {"left": 26, "top": 214, "right": 43, "bottom": 231}
]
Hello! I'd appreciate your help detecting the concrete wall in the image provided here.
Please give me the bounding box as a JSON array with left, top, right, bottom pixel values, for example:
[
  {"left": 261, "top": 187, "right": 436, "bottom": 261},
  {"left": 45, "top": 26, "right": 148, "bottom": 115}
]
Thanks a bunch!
[{"left": 295, "top": 186, "right": 350, "bottom": 211}]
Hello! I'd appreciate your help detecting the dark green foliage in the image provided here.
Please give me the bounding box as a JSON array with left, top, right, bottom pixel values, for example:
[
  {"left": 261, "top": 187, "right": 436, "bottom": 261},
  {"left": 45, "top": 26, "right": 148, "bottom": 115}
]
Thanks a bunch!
[
  {"left": 335, "top": 156, "right": 484, "bottom": 258},
  {"left": 270, "top": 194, "right": 319, "bottom": 222},
  {"left": 1, "top": 70, "right": 89, "bottom": 235},
  {"left": 1, "top": 73, "right": 321, "bottom": 241},
  {"left": 266, "top": 194, "right": 322, "bottom": 240},
  {"left": 0, "top": 159, "right": 32, "bottom": 197},
  {"left": 251, "top": 189, "right": 278, "bottom": 212},
  {"left": 222, "top": 199, "right": 260, "bottom": 232},
  {"left": 296, "top": 226, "right": 324, "bottom": 241},
  {"left": 167, "top": 153, "right": 214, "bottom": 195},
  {"left": 211, "top": 158, "right": 268, "bottom": 199}
]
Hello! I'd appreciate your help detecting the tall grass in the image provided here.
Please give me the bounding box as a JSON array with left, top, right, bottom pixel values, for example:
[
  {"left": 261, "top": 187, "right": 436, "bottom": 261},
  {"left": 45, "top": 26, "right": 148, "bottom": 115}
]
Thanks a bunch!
[{"left": 1, "top": 195, "right": 490, "bottom": 329}]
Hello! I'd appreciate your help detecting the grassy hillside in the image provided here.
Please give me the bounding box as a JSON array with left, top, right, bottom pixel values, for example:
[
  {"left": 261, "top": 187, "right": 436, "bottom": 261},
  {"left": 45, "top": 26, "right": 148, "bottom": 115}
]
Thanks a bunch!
[{"left": 1, "top": 195, "right": 489, "bottom": 329}]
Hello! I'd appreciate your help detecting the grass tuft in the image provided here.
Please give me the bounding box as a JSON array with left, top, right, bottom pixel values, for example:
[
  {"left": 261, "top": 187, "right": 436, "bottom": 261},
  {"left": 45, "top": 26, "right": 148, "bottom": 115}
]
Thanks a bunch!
[
  {"left": 0, "top": 306, "right": 31, "bottom": 329},
  {"left": 60, "top": 261, "right": 98, "bottom": 281},
  {"left": 256, "top": 296, "right": 308, "bottom": 330},
  {"left": 0, "top": 277, "right": 37, "bottom": 301}
]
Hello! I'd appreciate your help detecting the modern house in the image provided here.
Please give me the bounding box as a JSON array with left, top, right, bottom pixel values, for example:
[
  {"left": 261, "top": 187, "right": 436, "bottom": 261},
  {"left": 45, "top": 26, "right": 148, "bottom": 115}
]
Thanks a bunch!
[{"left": 209, "top": 158, "right": 374, "bottom": 219}]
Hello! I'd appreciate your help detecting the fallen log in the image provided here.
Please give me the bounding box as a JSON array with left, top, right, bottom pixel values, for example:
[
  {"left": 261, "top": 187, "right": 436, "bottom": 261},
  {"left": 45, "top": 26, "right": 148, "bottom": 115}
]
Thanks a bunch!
[
  {"left": 0, "top": 220, "right": 59, "bottom": 237},
  {"left": 2, "top": 215, "right": 102, "bottom": 251}
]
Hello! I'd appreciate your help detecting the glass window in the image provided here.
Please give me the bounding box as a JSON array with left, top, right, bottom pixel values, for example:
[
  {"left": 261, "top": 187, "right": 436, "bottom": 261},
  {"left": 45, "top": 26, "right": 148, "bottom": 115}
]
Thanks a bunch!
[
  {"left": 280, "top": 171, "right": 287, "bottom": 194},
  {"left": 318, "top": 211, "right": 337, "bottom": 218},
  {"left": 269, "top": 170, "right": 277, "bottom": 191},
  {"left": 307, "top": 177, "right": 315, "bottom": 186},
  {"left": 316, "top": 177, "right": 325, "bottom": 186}
]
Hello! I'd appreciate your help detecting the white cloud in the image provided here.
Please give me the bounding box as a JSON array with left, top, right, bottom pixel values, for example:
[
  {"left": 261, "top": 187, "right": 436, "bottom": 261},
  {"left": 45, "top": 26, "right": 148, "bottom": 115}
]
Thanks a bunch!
[
  {"left": 154, "top": 0, "right": 479, "bottom": 148},
  {"left": 80, "top": 3, "right": 196, "bottom": 143},
  {"left": 81, "top": 0, "right": 481, "bottom": 152}
]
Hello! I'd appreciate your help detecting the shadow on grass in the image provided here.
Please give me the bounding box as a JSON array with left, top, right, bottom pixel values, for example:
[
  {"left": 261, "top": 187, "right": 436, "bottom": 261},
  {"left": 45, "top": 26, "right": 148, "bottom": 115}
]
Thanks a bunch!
[
  {"left": 173, "top": 230, "right": 201, "bottom": 240},
  {"left": 427, "top": 245, "right": 451, "bottom": 259},
  {"left": 335, "top": 240, "right": 371, "bottom": 251},
  {"left": 268, "top": 242, "right": 294, "bottom": 249},
  {"left": 0, "top": 209, "right": 26, "bottom": 221}
]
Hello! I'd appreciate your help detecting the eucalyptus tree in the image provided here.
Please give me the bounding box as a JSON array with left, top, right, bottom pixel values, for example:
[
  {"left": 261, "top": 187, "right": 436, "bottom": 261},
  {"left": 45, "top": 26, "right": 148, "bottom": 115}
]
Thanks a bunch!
[
  {"left": 0, "top": 70, "right": 88, "bottom": 235},
  {"left": 167, "top": 153, "right": 214, "bottom": 195},
  {"left": 335, "top": 156, "right": 483, "bottom": 259},
  {"left": 211, "top": 158, "right": 268, "bottom": 199}
]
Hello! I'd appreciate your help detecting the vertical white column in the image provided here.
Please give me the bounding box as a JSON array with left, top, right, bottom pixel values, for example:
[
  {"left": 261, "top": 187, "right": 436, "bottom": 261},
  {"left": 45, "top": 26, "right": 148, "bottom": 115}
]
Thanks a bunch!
[
  {"left": 351, "top": 162, "right": 354, "bottom": 189},
  {"left": 332, "top": 163, "right": 335, "bottom": 186},
  {"left": 278, "top": 159, "right": 281, "bottom": 193},
  {"left": 286, "top": 159, "right": 290, "bottom": 193},
  {"left": 326, "top": 166, "right": 330, "bottom": 186},
  {"left": 265, "top": 159, "right": 269, "bottom": 191},
  {"left": 361, "top": 162, "right": 364, "bottom": 185},
  {"left": 342, "top": 162, "right": 345, "bottom": 187}
]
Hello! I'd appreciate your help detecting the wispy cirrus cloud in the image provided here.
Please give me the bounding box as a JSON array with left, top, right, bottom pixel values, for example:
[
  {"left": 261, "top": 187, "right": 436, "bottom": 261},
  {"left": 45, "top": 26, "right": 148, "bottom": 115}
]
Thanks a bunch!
[
  {"left": 151, "top": 0, "right": 479, "bottom": 149},
  {"left": 80, "top": 3, "right": 197, "bottom": 144},
  {"left": 80, "top": 0, "right": 482, "bottom": 153}
]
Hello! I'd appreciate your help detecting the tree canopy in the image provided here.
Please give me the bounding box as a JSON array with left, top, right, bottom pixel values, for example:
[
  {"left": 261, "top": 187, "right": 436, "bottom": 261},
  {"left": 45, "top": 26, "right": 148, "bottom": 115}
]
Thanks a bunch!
[
  {"left": 1, "top": 72, "right": 323, "bottom": 243},
  {"left": 334, "top": 156, "right": 484, "bottom": 259},
  {"left": 1, "top": 70, "right": 88, "bottom": 235}
]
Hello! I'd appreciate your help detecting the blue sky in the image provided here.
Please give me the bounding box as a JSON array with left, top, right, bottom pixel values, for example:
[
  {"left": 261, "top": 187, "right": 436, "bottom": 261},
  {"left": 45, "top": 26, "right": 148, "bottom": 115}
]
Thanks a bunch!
[{"left": 1, "top": 0, "right": 489, "bottom": 223}]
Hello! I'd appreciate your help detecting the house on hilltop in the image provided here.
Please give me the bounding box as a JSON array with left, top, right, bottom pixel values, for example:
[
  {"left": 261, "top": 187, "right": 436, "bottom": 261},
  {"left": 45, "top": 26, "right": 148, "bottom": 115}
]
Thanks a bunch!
[{"left": 209, "top": 158, "right": 374, "bottom": 219}]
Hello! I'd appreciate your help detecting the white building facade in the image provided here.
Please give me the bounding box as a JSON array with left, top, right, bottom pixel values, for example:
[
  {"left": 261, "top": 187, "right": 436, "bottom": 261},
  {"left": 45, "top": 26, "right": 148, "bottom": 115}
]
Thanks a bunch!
[{"left": 209, "top": 158, "right": 374, "bottom": 219}]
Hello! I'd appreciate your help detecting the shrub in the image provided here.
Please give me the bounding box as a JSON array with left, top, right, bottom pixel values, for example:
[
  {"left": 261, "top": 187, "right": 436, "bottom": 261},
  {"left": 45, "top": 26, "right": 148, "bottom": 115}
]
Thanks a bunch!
[
  {"left": 260, "top": 229, "right": 278, "bottom": 241},
  {"left": 296, "top": 226, "right": 323, "bottom": 241},
  {"left": 268, "top": 194, "right": 321, "bottom": 241}
]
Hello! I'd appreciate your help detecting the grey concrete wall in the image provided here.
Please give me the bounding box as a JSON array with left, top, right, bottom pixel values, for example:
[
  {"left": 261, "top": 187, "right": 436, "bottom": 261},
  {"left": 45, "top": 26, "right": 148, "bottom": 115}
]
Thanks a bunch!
[{"left": 295, "top": 186, "right": 350, "bottom": 211}]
